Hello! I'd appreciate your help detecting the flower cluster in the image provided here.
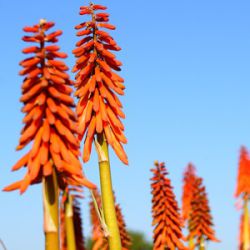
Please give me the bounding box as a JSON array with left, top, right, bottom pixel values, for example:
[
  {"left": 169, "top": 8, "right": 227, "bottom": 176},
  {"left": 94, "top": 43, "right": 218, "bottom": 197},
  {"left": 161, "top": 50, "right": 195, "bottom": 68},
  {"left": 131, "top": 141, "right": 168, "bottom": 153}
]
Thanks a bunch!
[
  {"left": 235, "top": 146, "right": 250, "bottom": 198},
  {"left": 187, "top": 177, "right": 219, "bottom": 246},
  {"left": 182, "top": 163, "right": 197, "bottom": 223},
  {"left": 150, "top": 161, "right": 187, "bottom": 250},
  {"left": 72, "top": 3, "right": 128, "bottom": 164},
  {"left": 4, "top": 20, "right": 95, "bottom": 193}
]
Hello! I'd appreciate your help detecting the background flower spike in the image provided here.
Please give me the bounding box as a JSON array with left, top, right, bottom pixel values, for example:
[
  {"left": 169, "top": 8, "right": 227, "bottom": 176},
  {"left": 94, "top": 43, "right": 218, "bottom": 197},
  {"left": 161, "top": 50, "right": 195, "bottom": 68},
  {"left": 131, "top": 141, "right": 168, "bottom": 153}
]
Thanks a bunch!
[
  {"left": 150, "top": 161, "right": 187, "bottom": 250},
  {"left": 187, "top": 177, "right": 220, "bottom": 248},
  {"left": 235, "top": 146, "right": 250, "bottom": 250}
]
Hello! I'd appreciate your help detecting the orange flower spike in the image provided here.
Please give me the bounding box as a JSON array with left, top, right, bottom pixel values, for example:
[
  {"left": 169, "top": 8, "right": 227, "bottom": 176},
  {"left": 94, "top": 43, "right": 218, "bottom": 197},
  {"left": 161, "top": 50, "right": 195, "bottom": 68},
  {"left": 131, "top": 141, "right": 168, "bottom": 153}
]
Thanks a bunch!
[
  {"left": 182, "top": 163, "right": 197, "bottom": 223},
  {"left": 73, "top": 3, "right": 128, "bottom": 164},
  {"left": 150, "top": 161, "right": 187, "bottom": 250},
  {"left": 4, "top": 20, "right": 96, "bottom": 194},
  {"left": 235, "top": 146, "right": 250, "bottom": 250},
  {"left": 235, "top": 146, "right": 250, "bottom": 197},
  {"left": 187, "top": 177, "right": 220, "bottom": 247}
]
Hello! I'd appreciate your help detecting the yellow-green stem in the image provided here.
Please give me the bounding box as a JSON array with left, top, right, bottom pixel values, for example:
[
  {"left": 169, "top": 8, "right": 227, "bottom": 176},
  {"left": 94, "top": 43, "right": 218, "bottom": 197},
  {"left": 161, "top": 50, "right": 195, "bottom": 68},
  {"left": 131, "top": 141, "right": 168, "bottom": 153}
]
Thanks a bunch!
[
  {"left": 189, "top": 236, "right": 195, "bottom": 249},
  {"left": 65, "top": 195, "right": 76, "bottom": 250},
  {"left": 43, "top": 169, "right": 60, "bottom": 250},
  {"left": 96, "top": 133, "right": 122, "bottom": 250},
  {"left": 243, "top": 197, "right": 250, "bottom": 250},
  {"left": 199, "top": 236, "right": 205, "bottom": 250}
]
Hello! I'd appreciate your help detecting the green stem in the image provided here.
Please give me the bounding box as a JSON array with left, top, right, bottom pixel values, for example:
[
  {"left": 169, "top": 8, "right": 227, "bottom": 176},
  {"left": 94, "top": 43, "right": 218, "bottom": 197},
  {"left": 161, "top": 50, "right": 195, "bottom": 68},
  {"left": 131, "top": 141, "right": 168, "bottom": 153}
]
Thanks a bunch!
[
  {"left": 243, "top": 197, "right": 250, "bottom": 250},
  {"left": 65, "top": 195, "right": 76, "bottom": 250},
  {"left": 189, "top": 236, "right": 194, "bottom": 249},
  {"left": 43, "top": 169, "right": 60, "bottom": 250},
  {"left": 199, "top": 236, "right": 205, "bottom": 250},
  {"left": 96, "top": 133, "right": 122, "bottom": 250}
]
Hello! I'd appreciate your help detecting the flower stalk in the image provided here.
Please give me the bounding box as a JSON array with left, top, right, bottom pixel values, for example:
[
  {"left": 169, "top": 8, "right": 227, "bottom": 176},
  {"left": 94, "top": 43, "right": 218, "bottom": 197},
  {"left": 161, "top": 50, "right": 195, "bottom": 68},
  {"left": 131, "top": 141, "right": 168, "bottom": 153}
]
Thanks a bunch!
[
  {"left": 72, "top": 3, "right": 128, "bottom": 249},
  {"left": 43, "top": 169, "right": 59, "bottom": 250},
  {"left": 97, "top": 133, "right": 122, "bottom": 250},
  {"left": 65, "top": 195, "right": 76, "bottom": 250},
  {"left": 199, "top": 236, "right": 205, "bottom": 250},
  {"left": 243, "top": 196, "right": 250, "bottom": 250}
]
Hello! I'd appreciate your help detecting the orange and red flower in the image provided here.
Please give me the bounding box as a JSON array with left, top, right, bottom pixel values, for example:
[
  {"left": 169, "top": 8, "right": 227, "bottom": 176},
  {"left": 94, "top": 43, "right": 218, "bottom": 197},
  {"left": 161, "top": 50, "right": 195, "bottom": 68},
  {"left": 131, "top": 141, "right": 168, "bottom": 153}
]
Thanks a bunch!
[
  {"left": 235, "top": 146, "right": 250, "bottom": 198},
  {"left": 4, "top": 20, "right": 95, "bottom": 194},
  {"left": 182, "top": 163, "right": 197, "bottom": 223},
  {"left": 151, "top": 161, "right": 187, "bottom": 250},
  {"left": 72, "top": 3, "right": 128, "bottom": 164},
  {"left": 187, "top": 177, "right": 219, "bottom": 246}
]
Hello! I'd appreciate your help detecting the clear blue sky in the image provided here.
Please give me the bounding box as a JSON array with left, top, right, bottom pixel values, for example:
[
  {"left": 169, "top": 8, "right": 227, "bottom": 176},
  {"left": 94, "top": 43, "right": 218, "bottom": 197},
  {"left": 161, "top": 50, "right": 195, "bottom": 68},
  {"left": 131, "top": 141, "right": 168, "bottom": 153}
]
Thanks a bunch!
[{"left": 0, "top": 0, "right": 250, "bottom": 249}]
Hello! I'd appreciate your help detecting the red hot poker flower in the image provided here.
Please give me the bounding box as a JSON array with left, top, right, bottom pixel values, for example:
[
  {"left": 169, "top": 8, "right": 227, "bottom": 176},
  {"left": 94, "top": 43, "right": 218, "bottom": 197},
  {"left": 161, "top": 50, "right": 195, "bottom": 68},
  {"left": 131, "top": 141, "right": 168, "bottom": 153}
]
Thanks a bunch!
[
  {"left": 235, "top": 146, "right": 250, "bottom": 198},
  {"left": 187, "top": 177, "right": 219, "bottom": 246},
  {"left": 182, "top": 163, "right": 197, "bottom": 223},
  {"left": 150, "top": 161, "right": 187, "bottom": 250},
  {"left": 72, "top": 3, "right": 128, "bottom": 164},
  {"left": 4, "top": 20, "right": 95, "bottom": 194}
]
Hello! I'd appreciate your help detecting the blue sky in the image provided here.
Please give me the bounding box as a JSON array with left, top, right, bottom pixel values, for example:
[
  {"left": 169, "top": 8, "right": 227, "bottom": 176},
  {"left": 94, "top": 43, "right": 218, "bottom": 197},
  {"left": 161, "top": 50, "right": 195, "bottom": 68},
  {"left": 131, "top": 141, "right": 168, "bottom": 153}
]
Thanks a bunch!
[{"left": 1, "top": 0, "right": 250, "bottom": 249}]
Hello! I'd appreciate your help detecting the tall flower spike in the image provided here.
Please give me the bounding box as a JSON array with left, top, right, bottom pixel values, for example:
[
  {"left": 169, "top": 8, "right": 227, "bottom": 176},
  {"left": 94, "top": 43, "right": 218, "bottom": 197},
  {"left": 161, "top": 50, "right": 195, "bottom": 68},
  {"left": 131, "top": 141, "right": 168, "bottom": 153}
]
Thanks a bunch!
[
  {"left": 235, "top": 146, "right": 250, "bottom": 250},
  {"left": 3, "top": 20, "right": 95, "bottom": 194},
  {"left": 235, "top": 146, "right": 250, "bottom": 198},
  {"left": 150, "top": 161, "right": 187, "bottom": 250},
  {"left": 187, "top": 177, "right": 219, "bottom": 247},
  {"left": 182, "top": 163, "right": 197, "bottom": 223},
  {"left": 72, "top": 3, "right": 128, "bottom": 165}
]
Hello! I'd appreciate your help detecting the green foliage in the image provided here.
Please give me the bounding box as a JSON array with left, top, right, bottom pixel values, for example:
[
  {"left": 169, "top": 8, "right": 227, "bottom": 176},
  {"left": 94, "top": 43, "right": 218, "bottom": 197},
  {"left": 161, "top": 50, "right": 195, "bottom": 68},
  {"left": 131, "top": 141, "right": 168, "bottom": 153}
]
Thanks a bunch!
[
  {"left": 128, "top": 230, "right": 153, "bottom": 250},
  {"left": 85, "top": 230, "right": 152, "bottom": 250},
  {"left": 85, "top": 238, "right": 93, "bottom": 249}
]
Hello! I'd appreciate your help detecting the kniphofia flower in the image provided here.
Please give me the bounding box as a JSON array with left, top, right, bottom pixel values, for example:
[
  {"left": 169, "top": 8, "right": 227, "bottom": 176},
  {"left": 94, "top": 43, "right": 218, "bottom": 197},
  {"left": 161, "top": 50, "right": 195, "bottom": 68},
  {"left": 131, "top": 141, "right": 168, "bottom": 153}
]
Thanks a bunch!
[
  {"left": 235, "top": 146, "right": 250, "bottom": 198},
  {"left": 235, "top": 146, "right": 250, "bottom": 250},
  {"left": 150, "top": 161, "right": 187, "bottom": 250},
  {"left": 72, "top": 3, "right": 128, "bottom": 164},
  {"left": 187, "top": 177, "right": 219, "bottom": 247},
  {"left": 182, "top": 163, "right": 197, "bottom": 223},
  {"left": 3, "top": 20, "right": 95, "bottom": 193}
]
